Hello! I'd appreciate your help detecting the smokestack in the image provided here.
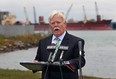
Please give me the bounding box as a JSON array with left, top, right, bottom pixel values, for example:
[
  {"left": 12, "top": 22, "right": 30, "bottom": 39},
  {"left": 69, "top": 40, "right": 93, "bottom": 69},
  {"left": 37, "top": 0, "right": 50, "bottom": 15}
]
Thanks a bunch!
[{"left": 39, "top": 16, "right": 44, "bottom": 24}]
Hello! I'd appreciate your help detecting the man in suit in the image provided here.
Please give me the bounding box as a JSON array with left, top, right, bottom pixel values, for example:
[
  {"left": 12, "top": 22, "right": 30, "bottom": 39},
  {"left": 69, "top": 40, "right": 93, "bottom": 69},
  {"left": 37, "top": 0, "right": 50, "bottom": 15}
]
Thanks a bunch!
[{"left": 33, "top": 10, "right": 86, "bottom": 79}]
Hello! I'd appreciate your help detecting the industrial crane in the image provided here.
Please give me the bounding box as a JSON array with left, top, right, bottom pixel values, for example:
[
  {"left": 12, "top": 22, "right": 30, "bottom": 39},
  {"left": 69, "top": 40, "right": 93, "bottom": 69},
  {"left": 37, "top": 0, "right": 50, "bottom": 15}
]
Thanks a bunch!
[
  {"left": 24, "top": 7, "right": 30, "bottom": 24},
  {"left": 82, "top": 5, "right": 87, "bottom": 23},
  {"left": 65, "top": 4, "right": 73, "bottom": 20},
  {"left": 95, "top": 2, "right": 101, "bottom": 21}
]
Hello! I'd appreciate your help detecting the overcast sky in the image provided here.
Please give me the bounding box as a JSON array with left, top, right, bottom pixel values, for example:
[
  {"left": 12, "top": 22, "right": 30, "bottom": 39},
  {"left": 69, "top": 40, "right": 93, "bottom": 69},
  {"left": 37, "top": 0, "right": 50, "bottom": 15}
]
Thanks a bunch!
[{"left": 0, "top": 0, "right": 116, "bottom": 23}]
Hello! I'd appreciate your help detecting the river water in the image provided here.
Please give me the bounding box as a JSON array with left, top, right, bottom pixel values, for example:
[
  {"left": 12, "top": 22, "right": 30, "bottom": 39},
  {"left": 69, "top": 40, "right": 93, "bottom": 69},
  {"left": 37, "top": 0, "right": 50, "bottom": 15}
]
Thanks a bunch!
[{"left": 0, "top": 30, "right": 116, "bottom": 79}]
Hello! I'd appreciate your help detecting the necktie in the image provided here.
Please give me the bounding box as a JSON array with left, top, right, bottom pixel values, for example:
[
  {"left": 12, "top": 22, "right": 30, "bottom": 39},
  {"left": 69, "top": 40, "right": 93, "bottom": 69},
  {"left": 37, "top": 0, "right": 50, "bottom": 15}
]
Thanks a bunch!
[
  {"left": 55, "top": 37, "right": 60, "bottom": 47},
  {"left": 51, "top": 37, "right": 60, "bottom": 62}
]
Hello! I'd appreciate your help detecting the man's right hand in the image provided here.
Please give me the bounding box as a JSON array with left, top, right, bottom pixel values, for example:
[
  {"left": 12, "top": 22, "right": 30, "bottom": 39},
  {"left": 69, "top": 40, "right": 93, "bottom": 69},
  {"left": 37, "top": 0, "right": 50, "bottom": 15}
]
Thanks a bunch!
[{"left": 32, "top": 60, "right": 38, "bottom": 62}]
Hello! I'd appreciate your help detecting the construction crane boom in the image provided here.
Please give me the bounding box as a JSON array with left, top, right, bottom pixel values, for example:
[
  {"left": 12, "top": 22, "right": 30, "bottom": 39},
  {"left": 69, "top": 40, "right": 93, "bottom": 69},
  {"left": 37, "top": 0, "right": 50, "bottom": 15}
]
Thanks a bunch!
[
  {"left": 24, "top": 7, "right": 29, "bottom": 24},
  {"left": 33, "top": 6, "right": 37, "bottom": 24},
  {"left": 95, "top": 2, "right": 101, "bottom": 21},
  {"left": 82, "top": 5, "right": 87, "bottom": 23},
  {"left": 95, "top": 1, "right": 99, "bottom": 16},
  {"left": 65, "top": 4, "right": 73, "bottom": 20}
]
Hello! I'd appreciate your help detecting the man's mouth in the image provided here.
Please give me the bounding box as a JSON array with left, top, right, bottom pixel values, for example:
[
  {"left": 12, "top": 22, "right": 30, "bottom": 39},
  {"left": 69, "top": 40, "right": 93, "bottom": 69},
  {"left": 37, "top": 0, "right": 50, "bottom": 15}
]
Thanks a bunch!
[{"left": 54, "top": 27, "right": 60, "bottom": 31}]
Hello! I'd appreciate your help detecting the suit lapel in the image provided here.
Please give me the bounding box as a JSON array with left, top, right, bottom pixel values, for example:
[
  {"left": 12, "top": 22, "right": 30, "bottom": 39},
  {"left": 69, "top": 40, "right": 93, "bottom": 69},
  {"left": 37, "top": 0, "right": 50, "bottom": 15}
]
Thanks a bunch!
[
  {"left": 47, "top": 35, "right": 53, "bottom": 45},
  {"left": 61, "top": 32, "right": 70, "bottom": 46}
]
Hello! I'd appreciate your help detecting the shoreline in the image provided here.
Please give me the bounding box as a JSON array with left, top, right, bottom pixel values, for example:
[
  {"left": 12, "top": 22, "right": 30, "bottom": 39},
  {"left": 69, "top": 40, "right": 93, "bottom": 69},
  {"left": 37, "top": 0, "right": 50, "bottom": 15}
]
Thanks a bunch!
[
  {"left": 0, "top": 33, "right": 48, "bottom": 53},
  {"left": 0, "top": 40, "right": 37, "bottom": 53}
]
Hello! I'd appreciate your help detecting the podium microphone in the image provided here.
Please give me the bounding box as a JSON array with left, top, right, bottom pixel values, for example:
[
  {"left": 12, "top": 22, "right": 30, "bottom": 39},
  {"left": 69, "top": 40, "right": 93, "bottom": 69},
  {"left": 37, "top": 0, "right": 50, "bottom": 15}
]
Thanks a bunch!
[
  {"left": 47, "top": 44, "right": 56, "bottom": 63},
  {"left": 44, "top": 44, "right": 56, "bottom": 79},
  {"left": 78, "top": 41, "right": 83, "bottom": 79},
  {"left": 59, "top": 46, "right": 69, "bottom": 64}
]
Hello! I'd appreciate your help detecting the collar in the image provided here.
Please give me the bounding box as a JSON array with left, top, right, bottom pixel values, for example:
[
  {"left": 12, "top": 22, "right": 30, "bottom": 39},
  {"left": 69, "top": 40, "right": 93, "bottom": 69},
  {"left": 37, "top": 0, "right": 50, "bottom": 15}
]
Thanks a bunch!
[
  {"left": 52, "top": 31, "right": 66, "bottom": 44},
  {"left": 52, "top": 31, "right": 66, "bottom": 41}
]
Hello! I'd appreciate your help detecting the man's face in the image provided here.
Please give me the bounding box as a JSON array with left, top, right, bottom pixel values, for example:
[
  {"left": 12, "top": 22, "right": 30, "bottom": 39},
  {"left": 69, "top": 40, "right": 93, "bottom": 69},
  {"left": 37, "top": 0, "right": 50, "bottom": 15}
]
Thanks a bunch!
[{"left": 49, "top": 14, "right": 66, "bottom": 37}]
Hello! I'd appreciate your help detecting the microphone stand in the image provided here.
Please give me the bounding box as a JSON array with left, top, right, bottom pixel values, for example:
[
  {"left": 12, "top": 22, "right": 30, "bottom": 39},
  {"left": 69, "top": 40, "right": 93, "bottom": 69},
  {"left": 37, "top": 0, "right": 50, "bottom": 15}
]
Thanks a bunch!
[
  {"left": 78, "top": 41, "right": 83, "bottom": 79},
  {"left": 48, "top": 52, "right": 53, "bottom": 64},
  {"left": 59, "top": 50, "right": 64, "bottom": 64},
  {"left": 59, "top": 46, "right": 68, "bottom": 64},
  {"left": 59, "top": 50, "right": 64, "bottom": 79},
  {"left": 79, "top": 50, "right": 83, "bottom": 79},
  {"left": 58, "top": 46, "right": 68, "bottom": 79},
  {"left": 44, "top": 51, "right": 53, "bottom": 79}
]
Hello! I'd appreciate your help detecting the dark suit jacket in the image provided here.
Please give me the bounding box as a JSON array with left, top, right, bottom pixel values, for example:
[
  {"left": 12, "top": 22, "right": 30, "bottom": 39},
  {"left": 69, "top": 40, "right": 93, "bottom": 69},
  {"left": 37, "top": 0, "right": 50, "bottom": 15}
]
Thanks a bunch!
[{"left": 35, "top": 32, "right": 86, "bottom": 79}]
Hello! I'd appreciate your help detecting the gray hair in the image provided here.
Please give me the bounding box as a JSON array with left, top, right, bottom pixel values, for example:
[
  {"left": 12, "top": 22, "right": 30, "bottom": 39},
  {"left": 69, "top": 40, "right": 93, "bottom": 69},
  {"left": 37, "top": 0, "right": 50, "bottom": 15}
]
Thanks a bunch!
[{"left": 48, "top": 10, "right": 66, "bottom": 23}]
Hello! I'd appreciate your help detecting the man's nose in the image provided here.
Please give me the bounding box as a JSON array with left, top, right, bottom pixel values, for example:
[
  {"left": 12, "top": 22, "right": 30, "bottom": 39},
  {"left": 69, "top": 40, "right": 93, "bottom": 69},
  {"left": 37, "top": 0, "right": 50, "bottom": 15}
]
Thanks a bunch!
[{"left": 54, "top": 22, "right": 59, "bottom": 26}]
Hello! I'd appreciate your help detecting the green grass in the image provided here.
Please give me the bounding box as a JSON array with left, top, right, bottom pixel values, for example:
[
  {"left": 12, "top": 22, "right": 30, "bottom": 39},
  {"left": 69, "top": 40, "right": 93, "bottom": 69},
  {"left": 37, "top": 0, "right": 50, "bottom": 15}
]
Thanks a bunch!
[
  {"left": 0, "top": 69, "right": 40, "bottom": 79},
  {"left": 0, "top": 68, "right": 110, "bottom": 79}
]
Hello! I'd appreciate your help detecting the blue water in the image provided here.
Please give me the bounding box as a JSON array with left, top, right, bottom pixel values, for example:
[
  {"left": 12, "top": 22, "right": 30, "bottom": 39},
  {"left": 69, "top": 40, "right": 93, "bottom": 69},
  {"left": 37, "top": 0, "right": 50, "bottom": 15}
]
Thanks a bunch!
[{"left": 0, "top": 30, "right": 116, "bottom": 79}]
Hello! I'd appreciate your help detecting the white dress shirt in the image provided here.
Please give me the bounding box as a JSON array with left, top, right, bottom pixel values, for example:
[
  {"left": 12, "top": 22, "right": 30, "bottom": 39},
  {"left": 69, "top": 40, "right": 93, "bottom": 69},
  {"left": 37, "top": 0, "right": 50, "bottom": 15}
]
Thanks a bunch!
[{"left": 51, "top": 31, "right": 66, "bottom": 46}]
